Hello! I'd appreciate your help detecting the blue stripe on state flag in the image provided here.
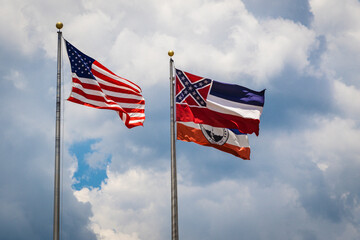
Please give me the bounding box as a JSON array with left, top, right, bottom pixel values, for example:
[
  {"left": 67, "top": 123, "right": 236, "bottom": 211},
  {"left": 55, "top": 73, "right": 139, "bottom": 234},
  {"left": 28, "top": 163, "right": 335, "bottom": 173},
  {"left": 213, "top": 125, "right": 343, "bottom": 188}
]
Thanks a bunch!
[
  {"left": 210, "top": 80, "right": 265, "bottom": 107},
  {"left": 229, "top": 129, "right": 246, "bottom": 135}
]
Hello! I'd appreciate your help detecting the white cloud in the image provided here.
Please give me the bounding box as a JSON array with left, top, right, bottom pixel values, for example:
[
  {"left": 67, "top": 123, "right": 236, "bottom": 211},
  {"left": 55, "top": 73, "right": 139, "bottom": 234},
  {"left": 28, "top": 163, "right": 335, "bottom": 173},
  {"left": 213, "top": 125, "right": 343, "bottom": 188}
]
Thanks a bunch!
[
  {"left": 333, "top": 80, "right": 360, "bottom": 119},
  {"left": 310, "top": 0, "right": 360, "bottom": 86},
  {"left": 4, "top": 69, "right": 27, "bottom": 90},
  {"left": 74, "top": 168, "right": 170, "bottom": 240}
]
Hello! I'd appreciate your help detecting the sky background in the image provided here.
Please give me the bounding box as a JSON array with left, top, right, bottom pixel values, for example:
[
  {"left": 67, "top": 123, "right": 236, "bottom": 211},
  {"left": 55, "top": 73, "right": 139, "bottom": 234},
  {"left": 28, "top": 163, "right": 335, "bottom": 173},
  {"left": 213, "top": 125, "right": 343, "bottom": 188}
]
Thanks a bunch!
[{"left": 1, "top": 0, "right": 360, "bottom": 239}]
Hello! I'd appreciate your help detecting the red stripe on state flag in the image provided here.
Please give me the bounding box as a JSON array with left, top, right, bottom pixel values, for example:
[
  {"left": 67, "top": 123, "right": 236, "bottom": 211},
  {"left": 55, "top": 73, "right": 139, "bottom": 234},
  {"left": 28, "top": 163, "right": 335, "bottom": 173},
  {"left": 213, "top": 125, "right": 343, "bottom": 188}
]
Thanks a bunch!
[{"left": 176, "top": 104, "right": 260, "bottom": 136}]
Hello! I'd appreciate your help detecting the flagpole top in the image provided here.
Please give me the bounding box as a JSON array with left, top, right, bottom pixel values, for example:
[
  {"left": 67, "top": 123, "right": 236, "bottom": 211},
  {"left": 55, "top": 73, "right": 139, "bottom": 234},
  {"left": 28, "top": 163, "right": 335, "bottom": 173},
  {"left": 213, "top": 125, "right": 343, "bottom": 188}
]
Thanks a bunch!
[
  {"left": 56, "top": 22, "right": 63, "bottom": 30},
  {"left": 168, "top": 50, "right": 174, "bottom": 57}
]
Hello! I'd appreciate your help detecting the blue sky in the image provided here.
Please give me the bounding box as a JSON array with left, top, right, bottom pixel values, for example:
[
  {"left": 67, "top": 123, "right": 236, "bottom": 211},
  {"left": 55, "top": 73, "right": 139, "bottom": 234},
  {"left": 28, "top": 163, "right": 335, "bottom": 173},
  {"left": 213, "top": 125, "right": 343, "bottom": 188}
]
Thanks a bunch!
[{"left": 1, "top": 0, "right": 360, "bottom": 239}]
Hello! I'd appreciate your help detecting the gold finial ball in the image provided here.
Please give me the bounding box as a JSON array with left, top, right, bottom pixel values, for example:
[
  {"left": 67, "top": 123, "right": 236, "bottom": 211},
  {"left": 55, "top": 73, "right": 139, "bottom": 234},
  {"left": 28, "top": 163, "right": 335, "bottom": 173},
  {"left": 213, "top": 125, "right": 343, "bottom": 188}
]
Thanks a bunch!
[
  {"left": 168, "top": 50, "right": 174, "bottom": 57},
  {"left": 56, "top": 22, "right": 63, "bottom": 30}
]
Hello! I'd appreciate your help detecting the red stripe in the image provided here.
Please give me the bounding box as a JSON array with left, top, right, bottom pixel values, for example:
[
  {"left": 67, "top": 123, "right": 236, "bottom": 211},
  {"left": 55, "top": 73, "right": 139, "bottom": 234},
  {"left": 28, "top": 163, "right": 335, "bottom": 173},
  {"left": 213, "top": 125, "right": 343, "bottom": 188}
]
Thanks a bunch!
[
  {"left": 123, "top": 108, "right": 145, "bottom": 113},
  {"left": 72, "top": 77, "right": 145, "bottom": 104},
  {"left": 176, "top": 104, "right": 260, "bottom": 136},
  {"left": 93, "top": 61, "right": 142, "bottom": 92},
  {"left": 177, "top": 122, "right": 250, "bottom": 160},
  {"left": 68, "top": 96, "right": 119, "bottom": 111},
  {"left": 107, "top": 96, "right": 145, "bottom": 105},
  {"left": 98, "top": 82, "right": 143, "bottom": 96},
  {"left": 71, "top": 87, "right": 115, "bottom": 104},
  {"left": 68, "top": 97, "right": 144, "bottom": 128},
  {"left": 73, "top": 76, "right": 142, "bottom": 97},
  {"left": 128, "top": 116, "right": 146, "bottom": 121},
  {"left": 70, "top": 86, "right": 145, "bottom": 113},
  {"left": 92, "top": 67, "right": 140, "bottom": 94},
  {"left": 72, "top": 77, "right": 103, "bottom": 92}
]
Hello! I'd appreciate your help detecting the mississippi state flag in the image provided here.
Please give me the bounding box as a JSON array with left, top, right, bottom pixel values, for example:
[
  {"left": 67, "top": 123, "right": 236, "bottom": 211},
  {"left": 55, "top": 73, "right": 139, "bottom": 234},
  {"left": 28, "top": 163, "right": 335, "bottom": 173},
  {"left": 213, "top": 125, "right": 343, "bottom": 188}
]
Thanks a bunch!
[
  {"left": 64, "top": 39, "right": 145, "bottom": 128},
  {"left": 175, "top": 69, "right": 265, "bottom": 135},
  {"left": 177, "top": 122, "right": 250, "bottom": 160}
]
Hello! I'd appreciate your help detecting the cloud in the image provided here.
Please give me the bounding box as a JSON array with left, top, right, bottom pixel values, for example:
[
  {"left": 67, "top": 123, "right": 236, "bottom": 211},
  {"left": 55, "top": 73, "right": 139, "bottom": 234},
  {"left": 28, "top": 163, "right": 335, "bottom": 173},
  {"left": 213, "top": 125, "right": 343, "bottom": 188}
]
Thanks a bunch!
[
  {"left": 310, "top": 0, "right": 360, "bottom": 86},
  {"left": 0, "top": 67, "right": 96, "bottom": 239},
  {"left": 333, "top": 80, "right": 360, "bottom": 119},
  {"left": 74, "top": 168, "right": 169, "bottom": 240},
  {"left": 4, "top": 69, "right": 28, "bottom": 90}
]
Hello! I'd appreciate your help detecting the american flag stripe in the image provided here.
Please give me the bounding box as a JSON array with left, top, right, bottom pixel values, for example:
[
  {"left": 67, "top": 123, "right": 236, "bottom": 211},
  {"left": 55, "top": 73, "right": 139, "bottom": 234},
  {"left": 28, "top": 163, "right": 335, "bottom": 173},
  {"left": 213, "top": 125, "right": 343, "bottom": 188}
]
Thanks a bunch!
[
  {"left": 71, "top": 77, "right": 144, "bottom": 101},
  {"left": 68, "top": 96, "right": 144, "bottom": 127},
  {"left": 70, "top": 86, "right": 143, "bottom": 107},
  {"left": 92, "top": 63, "right": 141, "bottom": 93},
  {"left": 65, "top": 39, "right": 145, "bottom": 128},
  {"left": 70, "top": 88, "right": 145, "bottom": 110},
  {"left": 93, "top": 73, "right": 142, "bottom": 93},
  {"left": 68, "top": 93, "right": 145, "bottom": 122},
  {"left": 70, "top": 77, "right": 142, "bottom": 104}
]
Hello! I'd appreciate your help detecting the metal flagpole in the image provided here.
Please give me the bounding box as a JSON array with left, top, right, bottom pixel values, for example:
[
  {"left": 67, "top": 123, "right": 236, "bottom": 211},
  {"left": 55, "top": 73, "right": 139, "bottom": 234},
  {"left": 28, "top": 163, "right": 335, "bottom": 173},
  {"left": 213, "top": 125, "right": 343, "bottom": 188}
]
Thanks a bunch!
[
  {"left": 168, "top": 50, "right": 179, "bottom": 240},
  {"left": 53, "top": 22, "right": 63, "bottom": 240}
]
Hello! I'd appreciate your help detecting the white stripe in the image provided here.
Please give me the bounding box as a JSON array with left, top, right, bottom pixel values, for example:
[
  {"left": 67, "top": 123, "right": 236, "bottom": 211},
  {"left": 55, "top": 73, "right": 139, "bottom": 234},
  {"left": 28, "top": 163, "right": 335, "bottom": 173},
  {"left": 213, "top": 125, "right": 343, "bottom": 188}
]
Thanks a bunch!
[
  {"left": 101, "top": 90, "right": 145, "bottom": 101},
  {"left": 178, "top": 121, "right": 249, "bottom": 147},
  {"left": 70, "top": 92, "right": 122, "bottom": 109},
  {"left": 72, "top": 83, "right": 118, "bottom": 106},
  {"left": 122, "top": 112, "right": 127, "bottom": 123},
  {"left": 72, "top": 87, "right": 145, "bottom": 109},
  {"left": 206, "top": 94, "right": 263, "bottom": 120},
  {"left": 92, "top": 64, "right": 141, "bottom": 93},
  {"left": 227, "top": 131, "right": 249, "bottom": 147},
  {"left": 75, "top": 75, "right": 143, "bottom": 100},
  {"left": 73, "top": 82, "right": 105, "bottom": 97},
  {"left": 128, "top": 112, "right": 145, "bottom": 118},
  {"left": 72, "top": 78, "right": 144, "bottom": 105},
  {"left": 73, "top": 74, "right": 99, "bottom": 85},
  {"left": 129, "top": 119, "right": 145, "bottom": 124},
  {"left": 95, "top": 77, "right": 139, "bottom": 93},
  {"left": 118, "top": 102, "right": 145, "bottom": 109}
]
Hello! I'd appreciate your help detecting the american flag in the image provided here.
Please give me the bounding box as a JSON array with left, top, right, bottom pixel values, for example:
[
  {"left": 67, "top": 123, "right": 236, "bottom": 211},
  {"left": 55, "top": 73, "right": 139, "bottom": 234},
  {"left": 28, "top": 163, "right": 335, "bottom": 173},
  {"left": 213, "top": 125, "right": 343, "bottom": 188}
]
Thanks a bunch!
[{"left": 64, "top": 39, "right": 145, "bottom": 128}]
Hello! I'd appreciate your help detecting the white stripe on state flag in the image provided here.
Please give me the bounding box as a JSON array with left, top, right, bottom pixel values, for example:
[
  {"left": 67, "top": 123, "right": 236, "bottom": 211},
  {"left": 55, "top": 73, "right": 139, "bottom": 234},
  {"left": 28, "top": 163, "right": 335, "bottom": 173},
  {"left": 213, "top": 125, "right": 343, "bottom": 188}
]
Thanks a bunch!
[{"left": 206, "top": 94, "right": 263, "bottom": 120}]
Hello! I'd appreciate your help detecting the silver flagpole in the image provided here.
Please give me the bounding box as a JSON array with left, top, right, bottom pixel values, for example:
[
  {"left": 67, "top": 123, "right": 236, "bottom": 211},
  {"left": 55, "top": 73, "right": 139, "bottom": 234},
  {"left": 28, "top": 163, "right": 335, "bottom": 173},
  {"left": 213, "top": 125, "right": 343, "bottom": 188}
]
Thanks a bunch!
[
  {"left": 53, "top": 22, "right": 63, "bottom": 240},
  {"left": 168, "top": 50, "right": 179, "bottom": 240}
]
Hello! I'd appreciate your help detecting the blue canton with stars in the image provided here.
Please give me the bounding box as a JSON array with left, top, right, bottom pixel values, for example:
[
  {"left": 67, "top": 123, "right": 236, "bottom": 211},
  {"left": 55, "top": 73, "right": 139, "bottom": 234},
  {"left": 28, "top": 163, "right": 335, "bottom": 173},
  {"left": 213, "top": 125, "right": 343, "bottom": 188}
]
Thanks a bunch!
[
  {"left": 175, "top": 69, "right": 212, "bottom": 107},
  {"left": 65, "top": 40, "right": 96, "bottom": 79}
]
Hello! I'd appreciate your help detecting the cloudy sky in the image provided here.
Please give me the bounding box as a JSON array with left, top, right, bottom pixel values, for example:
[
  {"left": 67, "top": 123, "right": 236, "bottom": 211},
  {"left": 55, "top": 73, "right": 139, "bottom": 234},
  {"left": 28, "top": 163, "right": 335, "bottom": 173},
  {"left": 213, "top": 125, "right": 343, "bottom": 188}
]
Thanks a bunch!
[{"left": 1, "top": 0, "right": 360, "bottom": 239}]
